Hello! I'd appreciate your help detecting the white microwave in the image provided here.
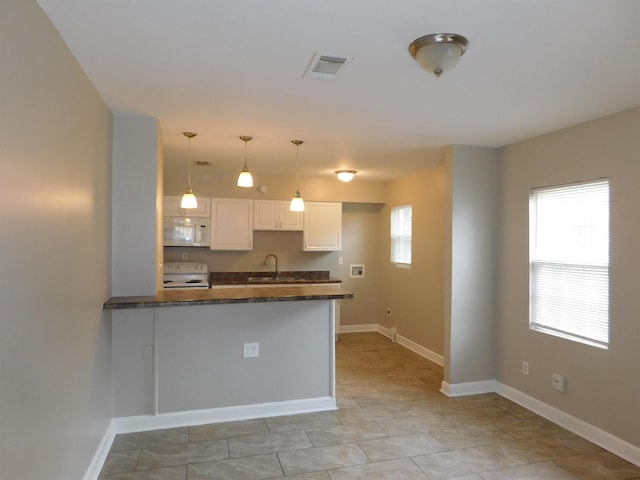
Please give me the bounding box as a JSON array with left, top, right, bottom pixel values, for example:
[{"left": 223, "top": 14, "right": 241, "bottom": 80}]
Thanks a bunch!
[{"left": 163, "top": 217, "right": 210, "bottom": 247}]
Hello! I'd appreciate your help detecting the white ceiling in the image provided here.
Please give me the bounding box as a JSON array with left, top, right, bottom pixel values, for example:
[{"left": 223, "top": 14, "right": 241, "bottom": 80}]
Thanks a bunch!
[{"left": 37, "top": 0, "right": 640, "bottom": 181}]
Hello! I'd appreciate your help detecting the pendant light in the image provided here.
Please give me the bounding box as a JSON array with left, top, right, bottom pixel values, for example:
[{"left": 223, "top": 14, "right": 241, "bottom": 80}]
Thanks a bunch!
[
  {"left": 180, "top": 132, "right": 198, "bottom": 209},
  {"left": 290, "top": 140, "right": 305, "bottom": 212},
  {"left": 237, "top": 135, "right": 254, "bottom": 188}
]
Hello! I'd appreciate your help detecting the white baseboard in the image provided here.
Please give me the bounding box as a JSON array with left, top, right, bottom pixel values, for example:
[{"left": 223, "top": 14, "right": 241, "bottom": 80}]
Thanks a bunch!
[
  {"left": 113, "top": 396, "right": 337, "bottom": 434},
  {"left": 83, "top": 419, "right": 116, "bottom": 480},
  {"left": 339, "top": 323, "right": 444, "bottom": 366},
  {"left": 339, "top": 323, "right": 379, "bottom": 334},
  {"left": 496, "top": 382, "right": 640, "bottom": 467},
  {"left": 440, "top": 380, "right": 497, "bottom": 397}
]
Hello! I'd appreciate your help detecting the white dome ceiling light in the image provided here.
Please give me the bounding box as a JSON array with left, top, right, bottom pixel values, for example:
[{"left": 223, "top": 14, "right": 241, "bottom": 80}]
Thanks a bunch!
[{"left": 408, "top": 33, "right": 469, "bottom": 78}]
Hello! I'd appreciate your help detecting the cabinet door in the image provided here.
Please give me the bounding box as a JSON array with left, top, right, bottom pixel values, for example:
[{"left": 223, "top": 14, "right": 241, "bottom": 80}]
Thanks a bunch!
[
  {"left": 303, "top": 202, "right": 342, "bottom": 251},
  {"left": 210, "top": 198, "right": 253, "bottom": 250},
  {"left": 253, "top": 200, "right": 303, "bottom": 231},
  {"left": 278, "top": 202, "right": 303, "bottom": 231},
  {"left": 253, "top": 200, "right": 278, "bottom": 230},
  {"left": 163, "top": 195, "right": 210, "bottom": 217}
]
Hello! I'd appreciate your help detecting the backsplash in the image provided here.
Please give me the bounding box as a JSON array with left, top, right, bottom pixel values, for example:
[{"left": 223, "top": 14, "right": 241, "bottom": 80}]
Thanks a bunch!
[{"left": 164, "top": 230, "right": 341, "bottom": 277}]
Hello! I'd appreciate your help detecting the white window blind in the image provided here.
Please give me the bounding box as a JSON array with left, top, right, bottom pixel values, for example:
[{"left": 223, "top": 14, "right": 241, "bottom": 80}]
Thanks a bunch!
[
  {"left": 391, "top": 205, "right": 412, "bottom": 265},
  {"left": 529, "top": 179, "right": 610, "bottom": 349}
]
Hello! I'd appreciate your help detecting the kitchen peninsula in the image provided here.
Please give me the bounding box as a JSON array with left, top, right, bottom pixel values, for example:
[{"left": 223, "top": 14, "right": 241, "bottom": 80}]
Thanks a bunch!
[{"left": 105, "top": 284, "right": 353, "bottom": 432}]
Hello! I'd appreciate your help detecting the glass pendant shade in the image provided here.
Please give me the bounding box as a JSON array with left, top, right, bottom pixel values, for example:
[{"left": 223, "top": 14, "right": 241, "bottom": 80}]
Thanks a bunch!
[
  {"left": 237, "top": 136, "right": 254, "bottom": 188},
  {"left": 181, "top": 187, "right": 198, "bottom": 209},
  {"left": 290, "top": 190, "right": 305, "bottom": 212},
  {"left": 237, "top": 167, "right": 253, "bottom": 187}
]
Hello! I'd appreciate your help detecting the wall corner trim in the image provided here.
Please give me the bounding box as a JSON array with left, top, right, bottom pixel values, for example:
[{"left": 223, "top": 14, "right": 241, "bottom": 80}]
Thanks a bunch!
[
  {"left": 440, "top": 380, "right": 497, "bottom": 397},
  {"left": 83, "top": 419, "right": 116, "bottom": 480}
]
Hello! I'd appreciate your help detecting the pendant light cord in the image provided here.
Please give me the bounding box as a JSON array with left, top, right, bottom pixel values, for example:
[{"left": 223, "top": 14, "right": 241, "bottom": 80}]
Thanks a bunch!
[{"left": 187, "top": 136, "right": 192, "bottom": 189}]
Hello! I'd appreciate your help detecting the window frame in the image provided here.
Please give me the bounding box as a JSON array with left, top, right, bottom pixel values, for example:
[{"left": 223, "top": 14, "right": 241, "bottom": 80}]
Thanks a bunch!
[
  {"left": 390, "top": 204, "right": 412, "bottom": 266},
  {"left": 529, "top": 178, "right": 610, "bottom": 349}
]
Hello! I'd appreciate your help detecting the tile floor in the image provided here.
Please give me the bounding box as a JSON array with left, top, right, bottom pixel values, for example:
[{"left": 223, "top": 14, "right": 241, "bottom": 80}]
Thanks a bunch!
[{"left": 99, "top": 332, "right": 640, "bottom": 479}]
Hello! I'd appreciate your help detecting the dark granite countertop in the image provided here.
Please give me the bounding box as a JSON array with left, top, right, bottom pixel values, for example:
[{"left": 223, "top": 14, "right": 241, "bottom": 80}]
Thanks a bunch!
[
  {"left": 209, "top": 270, "right": 341, "bottom": 286},
  {"left": 104, "top": 284, "right": 352, "bottom": 310}
]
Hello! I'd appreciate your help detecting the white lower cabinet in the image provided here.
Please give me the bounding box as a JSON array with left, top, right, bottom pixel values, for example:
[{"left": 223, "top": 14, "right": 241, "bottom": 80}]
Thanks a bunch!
[
  {"left": 303, "top": 202, "right": 342, "bottom": 251},
  {"left": 210, "top": 198, "right": 253, "bottom": 250}
]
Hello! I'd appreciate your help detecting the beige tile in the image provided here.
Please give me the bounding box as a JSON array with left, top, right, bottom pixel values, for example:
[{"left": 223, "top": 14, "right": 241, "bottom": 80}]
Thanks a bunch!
[
  {"left": 228, "top": 430, "right": 312, "bottom": 457},
  {"left": 430, "top": 424, "right": 515, "bottom": 450},
  {"left": 100, "top": 449, "right": 140, "bottom": 475},
  {"left": 376, "top": 413, "right": 454, "bottom": 436},
  {"left": 553, "top": 451, "right": 640, "bottom": 479},
  {"left": 550, "top": 431, "right": 604, "bottom": 454},
  {"left": 285, "top": 472, "right": 331, "bottom": 480},
  {"left": 358, "top": 432, "right": 446, "bottom": 461},
  {"left": 136, "top": 440, "right": 228, "bottom": 470},
  {"left": 265, "top": 411, "right": 341, "bottom": 433},
  {"left": 479, "top": 461, "right": 578, "bottom": 479},
  {"left": 99, "top": 465, "right": 187, "bottom": 480},
  {"left": 495, "top": 417, "right": 566, "bottom": 439},
  {"left": 111, "top": 428, "right": 189, "bottom": 452},
  {"left": 333, "top": 405, "right": 408, "bottom": 425},
  {"left": 328, "top": 458, "right": 430, "bottom": 479},
  {"left": 412, "top": 446, "right": 511, "bottom": 479},
  {"left": 438, "top": 406, "right": 515, "bottom": 427},
  {"left": 189, "top": 419, "right": 268, "bottom": 442},
  {"left": 483, "top": 436, "right": 578, "bottom": 467},
  {"left": 187, "top": 453, "right": 283, "bottom": 480},
  {"left": 306, "top": 421, "right": 388, "bottom": 447},
  {"left": 278, "top": 443, "right": 369, "bottom": 476}
]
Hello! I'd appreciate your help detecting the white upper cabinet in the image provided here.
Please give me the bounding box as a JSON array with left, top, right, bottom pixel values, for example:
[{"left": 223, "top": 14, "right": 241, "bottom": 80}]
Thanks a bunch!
[
  {"left": 210, "top": 198, "right": 254, "bottom": 250},
  {"left": 253, "top": 200, "right": 303, "bottom": 231},
  {"left": 163, "top": 195, "right": 211, "bottom": 218},
  {"left": 303, "top": 202, "right": 342, "bottom": 251}
]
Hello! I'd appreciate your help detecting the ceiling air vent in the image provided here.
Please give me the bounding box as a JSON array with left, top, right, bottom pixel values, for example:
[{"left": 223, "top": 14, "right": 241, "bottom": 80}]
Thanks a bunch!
[{"left": 304, "top": 51, "right": 354, "bottom": 80}]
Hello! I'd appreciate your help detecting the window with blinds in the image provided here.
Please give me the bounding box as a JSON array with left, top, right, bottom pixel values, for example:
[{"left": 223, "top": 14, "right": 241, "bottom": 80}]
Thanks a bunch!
[
  {"left": 391, "top": 204, "right": 412, "bottom": 265},
  {"left": 529, "top": 179, "right": 610, "bottom": 349}
]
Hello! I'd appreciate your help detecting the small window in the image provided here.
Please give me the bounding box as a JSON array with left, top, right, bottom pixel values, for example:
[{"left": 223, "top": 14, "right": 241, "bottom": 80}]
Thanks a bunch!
[
  {"left": 391, "top": 205, "right": 412, "bottom": 265},
  {"left": 529, "top": 179, "right": 610, "bottom": 349}
]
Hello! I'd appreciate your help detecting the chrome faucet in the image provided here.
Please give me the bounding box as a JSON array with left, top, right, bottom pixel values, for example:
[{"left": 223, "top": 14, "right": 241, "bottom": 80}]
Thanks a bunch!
[{"left": 263, "top": 253, "right": 279, "bottom": 278}]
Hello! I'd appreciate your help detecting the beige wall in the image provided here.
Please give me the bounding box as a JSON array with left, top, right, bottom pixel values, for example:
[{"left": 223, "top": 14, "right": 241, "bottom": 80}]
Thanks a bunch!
[
  {"left": 0, "top": 1, "right": 113, "bottom": 478},
  {"left": 378, "top": 166, "right": 446, "bottom": 355},
  {"left": 497, "top": 107, "right": 640, "bottom": 446}
]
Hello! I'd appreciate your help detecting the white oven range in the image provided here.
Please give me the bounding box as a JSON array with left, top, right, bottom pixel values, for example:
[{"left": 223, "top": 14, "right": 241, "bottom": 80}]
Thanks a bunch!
[{"left": 163, "top": 262, "right": 209, "bottom": 290}]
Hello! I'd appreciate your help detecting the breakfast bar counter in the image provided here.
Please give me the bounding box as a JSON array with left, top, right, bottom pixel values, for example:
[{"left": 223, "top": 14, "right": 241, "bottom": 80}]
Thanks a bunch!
[
  {"left": 104, "top": 284, "right": 352, "bottom": 309},
  {"left": 108, "top": 284, "right": 351, "bottom": 429}
]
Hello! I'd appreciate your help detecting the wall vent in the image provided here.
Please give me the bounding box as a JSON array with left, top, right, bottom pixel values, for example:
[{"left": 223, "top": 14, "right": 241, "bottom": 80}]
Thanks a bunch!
[
  {"left": 193, "top": 160, "right": 213, "bottom": 167},
  {"left": 304, "top": 51, "right": 354, "bottom": 80}
]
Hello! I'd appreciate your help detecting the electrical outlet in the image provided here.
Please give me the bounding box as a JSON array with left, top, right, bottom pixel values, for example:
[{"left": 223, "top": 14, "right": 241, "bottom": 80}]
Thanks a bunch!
[
  {"left": 522, "top": 361, "right": 529, "bottom": 375},
  {"left": 338, "top": 257, "right": 343, "bottom": 265},
  {"left": 552, "top": 373, "right": 567, "bottom": 392},
  {"left": 181, "top": 252, "right": 188, "bottom": 261},
  {"left": 243, "top": 342, "right": 259, "bottom": 358}
]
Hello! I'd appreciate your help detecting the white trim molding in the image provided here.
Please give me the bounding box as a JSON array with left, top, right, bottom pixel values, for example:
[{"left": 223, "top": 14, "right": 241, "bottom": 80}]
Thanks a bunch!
[
  {"left": 496, "top": 382, "right": 640, "bottom": 467},
  {"left": 83, "top": 419, "right": 116, "bottom": 480},
  {"left": 113, "top": 396, "right": 337, "bottom": 434},
  {"left": 440, "top": 380, "right": 497, "bottom": 397}
]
